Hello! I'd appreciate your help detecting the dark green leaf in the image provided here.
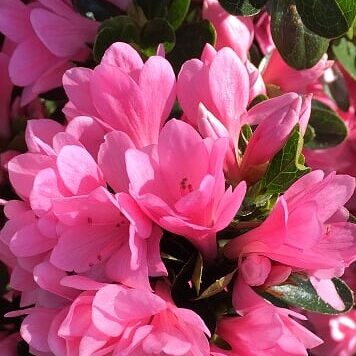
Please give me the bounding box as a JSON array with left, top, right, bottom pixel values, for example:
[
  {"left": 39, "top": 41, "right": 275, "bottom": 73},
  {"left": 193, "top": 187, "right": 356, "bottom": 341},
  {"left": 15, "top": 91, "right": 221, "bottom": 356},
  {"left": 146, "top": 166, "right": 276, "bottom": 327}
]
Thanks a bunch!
[
  {"left": 93, "top": 16, "right": 140, "bottom": 62},
  {"left": 261, "top": 273, "right": 354, "bottom": 314},
  {"left": 167, "top": 0, "right": 191, "bottom": 30},
  {"left": 196, "top": 269, "right": 236, "bottom": 300},
  {"left": 192, "top": 253, "right": 203, "bottom": 295},
  {"left": 134, "top": 0, "right": 170, "bottom": 19},
  {"left": 303, "top": 124, "right": 316, "bottom": 146},
  {"left": 167, "top": 20, "right": 216, "bottom": 73},
  {"left": 332, "top": 37, "right": 356, "bottom": 80},
  {"left": 140, "top": 18, "right": 176, "bottom": 57},
  {"left": 261, "top": 125, "right": 310, "bottom": 195},
  {"left": 72, "top": 0, "right": 123, "bottom": 21},
  {"left": 218, "top": 0, "right": 267, "bottom": 16},
  {"left": 270, "top": 0, "right": 329, "bottom": 69},
  {"left": 305, "top": 106, "right": 348, "bottom": 149},
  {"left": 296, "top": 0, "right": 356, "bottom": 39}
]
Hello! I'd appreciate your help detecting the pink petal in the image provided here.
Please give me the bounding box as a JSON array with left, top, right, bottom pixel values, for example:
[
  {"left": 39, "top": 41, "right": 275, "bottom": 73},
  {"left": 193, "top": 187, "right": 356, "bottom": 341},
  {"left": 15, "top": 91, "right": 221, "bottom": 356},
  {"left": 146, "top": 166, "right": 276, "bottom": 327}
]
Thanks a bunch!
[
  {"left": 90, "top": 64, "right": 148, "bottom": 146},
  {"left": 98, "top": 130, "right": 135, "bottom": 193},
  {"left": 8, "top": 153, "right": 55, "bottom": 199},
  {"left": 101, "top": 42, "right": 143, "bottom": 78},
  {"left": 25, "top": 119, "right": 63, "bottom": 155},
  {"left": 240, "top": 254, "right": 271, "bottom": 286},
  {"left": 0, "top": 0, "right": 33, "bottom": 42},
  {"left": 10, "top": 223, "right": 56, "bottom": 257},
  {"left": 310, "top": 277, "right": 345, "bottom": 311},
  {"left": 30, "top": 8, "right": 90, "bottom": 57},
  {"left": 50, "top": 224, "right": 124, "bottom": 273},
  {"left": 21, "top": 309, "right": 59, "bottom": 353},
  {"left": 65, "top": 116, "right": 106, "bottom": 158},
  {"left": 9, "top": 36, "right": 59, "bottom": 86},
  {"left": 139, "top": 55, "right": 176, "bottom": 139},
  {"left": 56, "top": 145, "right": 104, "bottom": 195},
  {"left": 208, "top": 47, "right": 249, "bottom": 129},
  {"left": 33, "top": 262, "right": 78, "bottom": 300},
  {"left": 92, "top": 284, "right": 125, "bottom": 337},
  {"left": 114, "top": 288, "right": 166, "bottom": 321},
  {"left": 157, "top": 119, "right": 210, "bottom": 200},
  {"left": 62, "top": 67, "right": 98, "bottom": 119}
]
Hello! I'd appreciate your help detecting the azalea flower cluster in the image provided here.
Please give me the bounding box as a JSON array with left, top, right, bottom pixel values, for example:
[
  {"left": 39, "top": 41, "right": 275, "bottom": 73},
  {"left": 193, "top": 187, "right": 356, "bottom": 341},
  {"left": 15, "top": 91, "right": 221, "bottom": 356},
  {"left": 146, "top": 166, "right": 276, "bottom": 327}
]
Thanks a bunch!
[{"left": 0, "top": 0, "right": 355, "bottom": 355}]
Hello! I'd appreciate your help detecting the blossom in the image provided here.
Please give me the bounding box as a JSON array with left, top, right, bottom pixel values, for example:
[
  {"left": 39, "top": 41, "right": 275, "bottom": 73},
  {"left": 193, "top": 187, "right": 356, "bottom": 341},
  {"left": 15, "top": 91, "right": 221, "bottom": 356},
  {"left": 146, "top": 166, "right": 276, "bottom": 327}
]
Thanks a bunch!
[
  {"left": 63, "top": 42, "right": 176, "bottom": 148},
  {"left": 20, "top": 280, "right": 211, "bottom": 355},
  {"left": 178, "top": 45, "right": 310, "bottom": 182},
  {"left": 212, "top": 276, "right": 322, "bottom": 355},
  {"left": 202, "top": 0, "right": 254, "bottom": 62},
  {"left": 1, "top": 119, "right": 165, "bottom": 300},
  {"left": 225, "top": 171, "right": 356, "bottom": 307},
  {"left": 125, "top": 119, "right": 246, "bottom": 260},
  {"left": 0, "top": 0, "right": 98, "bottom": 106}
]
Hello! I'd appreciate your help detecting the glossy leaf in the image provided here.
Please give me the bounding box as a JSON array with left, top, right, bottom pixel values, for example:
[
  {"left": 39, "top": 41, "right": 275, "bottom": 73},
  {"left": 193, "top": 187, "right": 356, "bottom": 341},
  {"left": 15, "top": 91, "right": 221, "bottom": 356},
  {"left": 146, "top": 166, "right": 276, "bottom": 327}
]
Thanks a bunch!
[
  {"left": 261, "top": 273, "right": 354, "bottom": 314},
  {"left": 218, "top": 0, "right": 267, "bottom": 16},
  {"left": 305, "top": 104, "right": 348, "bottom": 149},
  {"left": 270, "top": 0, "right": 329, "bottom": 69},
  {"left": 134, "top": 0, "right": 170, "bottom": 19},
  {"left": 167, "top": 0, "right": 191, "bottom": 30},
  {"left": 140, "top": 18, "right": 176, "bottom": 57},
  {"left": 297, "top": 0, "right": 356, "bottom": 39},
  {"left": 332, "top": 37, "right": 356, "bottom": 80},
  {"left": 167, "top": 20, "right": 216, "bottom": 73},
  {"left": 93, "top": 16, "right": 140, "bottom": 62},
  {"left": 261, "top": 125, "right": 310, "bottom": 195}
]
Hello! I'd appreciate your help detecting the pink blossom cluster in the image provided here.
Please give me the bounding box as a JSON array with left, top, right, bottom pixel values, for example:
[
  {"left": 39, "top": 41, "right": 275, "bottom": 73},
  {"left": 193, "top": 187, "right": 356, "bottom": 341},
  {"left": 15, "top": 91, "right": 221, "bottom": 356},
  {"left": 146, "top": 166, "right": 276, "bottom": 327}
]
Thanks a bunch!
[{"left": 0, "top": 0, "right": 355, "bottom": 355}]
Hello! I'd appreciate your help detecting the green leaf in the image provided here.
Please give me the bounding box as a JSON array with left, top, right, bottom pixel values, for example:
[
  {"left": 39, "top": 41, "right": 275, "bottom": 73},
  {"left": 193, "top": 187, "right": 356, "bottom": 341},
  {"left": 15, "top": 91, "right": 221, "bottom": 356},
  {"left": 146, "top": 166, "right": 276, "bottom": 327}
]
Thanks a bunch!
[
  {"left": 167, "top": 20, "right": 216, "bottom": 73},
  {"left": 303, "top": 124, "right": 316, "bottom": 146},
  {"left": 332, "top": 37, "right": 356, "bottom": 80},
  {"left": 192, "top": 253, "right": 203, "bottom": 295},
  {"left": 196, "top": 269, "right": 236, "bottom": 300},
  {"left": 270, "top": 0, "right": 330, "bottom": 69},
  {"left": 305, "top": 106, "right": 348, "bottom": 149},
  {"left": 167, "top": 0, "right": 191, "bottom": 30},
  {"left": 93, "top": 16, "right": 140, "bottom": 62},
  {"left": 239, "top": 124, "right": 253, "bottom": 155},
  {"left": 261, "top": 273, "right": 354, "bottom": 314},
  {"left": 134, "top": 0, "right": 170, "bottom": 19},
  {"left": 73, "top": 0, "right": 122, "bottom": 21},
  {"left": 296, "top": 0, "right": 356, "bottom": 39},
  {"left": 218, "top": 0, "right": 267, "bottom": 16},
  {"left": 261, "top": 125, "right": 310, "bottom": 195},
  {"left": 140, "top": 18, "right": 176, "bottom": 57}
]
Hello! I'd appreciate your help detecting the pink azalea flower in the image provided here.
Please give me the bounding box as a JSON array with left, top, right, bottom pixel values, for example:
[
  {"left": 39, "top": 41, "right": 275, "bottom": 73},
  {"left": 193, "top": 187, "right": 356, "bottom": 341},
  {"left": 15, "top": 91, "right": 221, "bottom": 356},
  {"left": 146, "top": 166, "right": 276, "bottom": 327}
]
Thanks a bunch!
[
  {"left": 178, "top": 45, "right": 310, "bottom": 182},
  {"left": 63, "top": 42, "right": 176, "bottom": 148},
  {"left": 202, "top": 0, "right": 254, "bottom": 62},
  {"left": 0, "top": 0, "right": 98, "bottom": 106},
  {"left": 125, "top": 119, "right": 246, "bottom": 260},
  {"left": 212, "top": 276, "right": 322, "bottom": 355},
  {"left": 1, "top": 119, "right": 166, "bottom": 299},
  {"left": 21, "top": 280, "right": 211, "bottom": 355},
  {"left": 225, "top": 170, "right": 356, "bottom": 308}
]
